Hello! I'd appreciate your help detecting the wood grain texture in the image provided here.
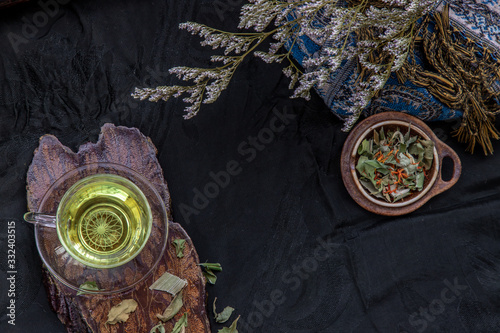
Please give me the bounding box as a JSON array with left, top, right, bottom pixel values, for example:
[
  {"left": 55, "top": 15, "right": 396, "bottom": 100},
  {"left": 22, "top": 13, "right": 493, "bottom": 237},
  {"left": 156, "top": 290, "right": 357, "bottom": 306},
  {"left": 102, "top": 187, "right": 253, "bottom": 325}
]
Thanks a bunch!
[{"left": 26, "top": 123, "right": 210, "bottom": 333}]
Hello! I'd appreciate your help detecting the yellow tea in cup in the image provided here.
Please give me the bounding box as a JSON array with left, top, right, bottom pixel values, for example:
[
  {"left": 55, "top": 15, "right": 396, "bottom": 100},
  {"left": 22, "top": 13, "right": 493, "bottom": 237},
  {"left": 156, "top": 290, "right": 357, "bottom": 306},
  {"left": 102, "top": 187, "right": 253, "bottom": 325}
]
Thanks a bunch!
[{"left": 56, "top": 174, "right": 152, "bottom": 269}]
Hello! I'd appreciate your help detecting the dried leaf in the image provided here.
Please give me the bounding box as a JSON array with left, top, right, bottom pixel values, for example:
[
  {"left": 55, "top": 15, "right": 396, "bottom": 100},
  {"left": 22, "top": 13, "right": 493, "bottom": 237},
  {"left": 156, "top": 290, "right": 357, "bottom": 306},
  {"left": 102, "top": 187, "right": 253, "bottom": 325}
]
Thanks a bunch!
[
  {"left": 409, "top": 142, "right": 424, "bottom": 163},
  {"left": 213, "top": 297, "right": 235, "bottom": 323},
  {"left": 416, "top": 171, "right": 425, "bottom": 190},
  {"left": 171, "top": 313, "right": 188, "bottom": 333},
  {"left": 379, "top": 127, "right": 385, "bottom": 141},
  {"left": 421, "top": 140, "right": 435, "bottom": 170},
  {"left": 150, "top": 323, "right": 166, "bottom": 333},
  {"left": 357, "top": 139, "right": 370, "bottom": 155},
  {"left": 150, "top": 272, "right": 188, "bottom": 295},
  {"left": 157, "top": 291, "right": 184, "bottom": 322},
  {"left": 199, "top": 262, "right": 222, "bottom": 285},
  {"left": 106, "top": 299, "right": 138, "bottom": 324},
  {"left": 406, "top": 134, "right": 417, "bottom": 145},
  {"left": 217, "top": 316, "right": 240, "bottom": 333},
  {"left": 199, "top": 263, "right": 222, "bottom": 272},
  {"left": 373, "top": 130, "right": 380, "bottom": 145},
  {"left": 356, "top": 158, "right": 388, "bottom": 182},
  {"left": 397, "top": 152, "right": 412, "bottom": 167},
  {"left": 203, "top": 270, "right": 218, "bottom": 284},
  {"left": 173, "top": 239, "right": 186, "bottom": 258},
  {"left": 359, "top": 179, "right": 384, "bottom": 198},
  {"left": 393, "top": 188, "right": 411, "bottom": 202},
  {"left": 77, "top": 281, "right": 101, "bottom": 295},
  {"left": 399, "top": 143, "right": 407, "bottom": 154},
  {"left": 404, "top": 125, "right": 411, "bottom": 142},
  {"left": 356, "top": 126, "right": 434, "bottom": 203}
]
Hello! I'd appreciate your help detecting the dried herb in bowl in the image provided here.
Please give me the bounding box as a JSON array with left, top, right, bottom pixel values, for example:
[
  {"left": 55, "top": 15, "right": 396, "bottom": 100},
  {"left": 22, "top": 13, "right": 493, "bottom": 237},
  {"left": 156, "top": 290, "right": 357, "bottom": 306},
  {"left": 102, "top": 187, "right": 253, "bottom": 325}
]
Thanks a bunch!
[{"left": 356, "top": 126, "right": 434, "bottom": 203}]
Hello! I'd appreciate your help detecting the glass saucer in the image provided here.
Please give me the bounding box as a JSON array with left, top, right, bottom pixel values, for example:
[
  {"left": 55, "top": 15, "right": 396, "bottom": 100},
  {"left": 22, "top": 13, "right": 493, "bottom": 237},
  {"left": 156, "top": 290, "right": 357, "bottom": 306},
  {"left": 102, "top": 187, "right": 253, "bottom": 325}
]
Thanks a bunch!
[{"left": 33, "top": 163, "right": 168, "bottom": 295}]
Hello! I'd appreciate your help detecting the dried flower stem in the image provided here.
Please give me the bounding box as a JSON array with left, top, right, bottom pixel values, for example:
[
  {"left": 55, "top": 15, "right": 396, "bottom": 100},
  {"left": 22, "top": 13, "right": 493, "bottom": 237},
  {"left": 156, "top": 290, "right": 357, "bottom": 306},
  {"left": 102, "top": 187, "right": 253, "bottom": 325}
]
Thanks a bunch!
[{"left": 133, "top": 0, "right": 437, "bottom": 128}]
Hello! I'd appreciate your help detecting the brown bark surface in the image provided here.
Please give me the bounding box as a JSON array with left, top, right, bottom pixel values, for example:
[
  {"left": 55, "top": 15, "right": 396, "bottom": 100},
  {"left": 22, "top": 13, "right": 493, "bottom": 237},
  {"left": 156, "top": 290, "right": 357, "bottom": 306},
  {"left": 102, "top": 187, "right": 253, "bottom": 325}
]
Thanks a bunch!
[{"left": 26, "top": 123, "right": 210, "bottom": 333}]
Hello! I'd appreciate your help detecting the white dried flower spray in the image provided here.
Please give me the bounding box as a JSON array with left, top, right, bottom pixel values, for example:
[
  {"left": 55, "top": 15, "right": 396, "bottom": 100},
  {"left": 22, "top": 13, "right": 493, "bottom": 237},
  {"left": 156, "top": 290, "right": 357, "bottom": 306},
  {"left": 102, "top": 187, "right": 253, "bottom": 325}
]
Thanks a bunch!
[{"left": 133, "top": 0, "right": 438, "bottom": 129}]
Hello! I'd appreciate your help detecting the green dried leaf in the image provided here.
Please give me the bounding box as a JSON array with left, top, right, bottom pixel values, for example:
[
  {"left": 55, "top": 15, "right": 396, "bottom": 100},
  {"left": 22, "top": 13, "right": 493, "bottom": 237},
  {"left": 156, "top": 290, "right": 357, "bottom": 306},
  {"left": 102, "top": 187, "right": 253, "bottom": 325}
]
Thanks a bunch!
[
  {"left": 408, "top": 142, "right": 424, "bottom": 162},
  {"left": 357, "top": 139, "right": 371, "bottom": 155},
  {"left": 217, "top": 316, "right": 240, "bottom": 333},
  {"left": 365, "top": 160, "right": 389, "bottom": 173},
  {"left": 383, "top": 155, "right": 397, "bottom": 165},
  {"left": 173, "top": 239, "right": 186, "bottom": 258},
  {"left": 150, "top": 272, "right": 188, "bottom": 295},
  {"left": 157, "top": 291, "right": 184, "bottom": 322},
  {"left": 399, "top": 143, "right": 407, "bottom": 154},
  {"left": 406, "top": 163, "right": 417, "bottom": 174},
  {"left": 379, "top": 127, "right": 385, "bottom": 141},
  {"left": 356, "top": 155, "right": 369, "bottom": 167},
  {"left": 373, "top": 130, "right": 380, "bottom": 145},
  {"left": 150, "top": 323, "right": 166, "bottom": 333},
  {"left": 379, "top": 144, "right": 390, "bottom": 153},
  {"left": 392, "top": 187, "right": 410, "bottom": 198},
  {"left": 356, "top": 158, "right": 388, "bottom": 180},
  {"left": 359, "top": 178, "right": 379, "bottom": 194},
  {"left": 381, "top": 175, "right": 391, "bottom": 187},
  {"left": 422, "top": 159, "right": 432, "bottom": 171},
  {"left": 421, "top": 140, "right": 434, "bottom": 152},
  {"left": 421, "top": 140, "right": 435, "bottom": 170},
  {"left": 77, "top": 281, "right": 101, "bottom": 295},
  {"left": 199, "top": 262, "right": 222, "bottom": 285},
  {"left": 397, "top": 152, "right": 412, "bottom": 167},
  {"left": 394, "top": 191, "right": 412, "bottom": 202},
  {"left": 213, "top": 297, "right": 235, "bottom": 324},
  {"left": 356, "top": 126, "right": 434, "bottom": 203},
  {"left": 406, "top": 134, "right": 417, "bottom": 146},
  {"left": 416, "top": 172, "right": 425, "bottom": 190},
  {"left": 404, "top": 126, "right": 411, "bottom": 142},
  {"left": 171, "top": 313, "right": 188, "bottom": 333},
  {"left": 359, "top": 179, "right": 384, "bottom": 199},
  {"left": 199, "top": 262, "right": 223, "bottom": 271},
  {"left": 203, "top": 269, "right": 218, "bottom": 284},
  {"left": 391, "top": 130, "right": 404, "bottom": 143}
]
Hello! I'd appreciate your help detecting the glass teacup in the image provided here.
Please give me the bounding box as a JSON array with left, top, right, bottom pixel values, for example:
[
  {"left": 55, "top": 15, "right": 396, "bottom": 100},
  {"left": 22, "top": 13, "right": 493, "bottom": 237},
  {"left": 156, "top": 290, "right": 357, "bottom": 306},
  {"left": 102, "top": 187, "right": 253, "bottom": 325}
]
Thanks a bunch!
[
  {"left": 23, "top": 163, "right": 168, "bottom": 294},
  {"left": 25, "top": 174, "right": 152, "bottom": 269}
]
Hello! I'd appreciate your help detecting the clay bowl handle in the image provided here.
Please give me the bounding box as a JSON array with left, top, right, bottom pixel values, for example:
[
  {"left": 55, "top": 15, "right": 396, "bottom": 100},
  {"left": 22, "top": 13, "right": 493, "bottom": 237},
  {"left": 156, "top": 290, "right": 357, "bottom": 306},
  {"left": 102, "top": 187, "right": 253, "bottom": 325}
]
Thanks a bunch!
[{"left": 432, "top": 138, "right": 462, "bottom": 195}]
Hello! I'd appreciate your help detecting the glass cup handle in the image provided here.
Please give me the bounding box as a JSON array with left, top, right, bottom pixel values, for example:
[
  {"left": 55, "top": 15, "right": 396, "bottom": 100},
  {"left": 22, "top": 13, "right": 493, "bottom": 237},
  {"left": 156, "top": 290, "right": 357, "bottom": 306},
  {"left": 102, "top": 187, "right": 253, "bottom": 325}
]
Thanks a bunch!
[{"left": 23, "top": 212, "right": 57, "bottom": 228}]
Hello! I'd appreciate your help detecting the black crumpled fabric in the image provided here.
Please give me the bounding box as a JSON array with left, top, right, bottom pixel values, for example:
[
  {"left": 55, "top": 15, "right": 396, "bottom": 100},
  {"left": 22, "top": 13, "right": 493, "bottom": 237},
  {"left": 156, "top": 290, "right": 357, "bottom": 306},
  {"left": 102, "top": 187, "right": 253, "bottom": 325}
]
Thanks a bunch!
[
  {"left": 0, "top": 0, "right": 500, "bottom": 332},
  {"left": 0, "top": 0, "right": 29, "bottom": 8}
]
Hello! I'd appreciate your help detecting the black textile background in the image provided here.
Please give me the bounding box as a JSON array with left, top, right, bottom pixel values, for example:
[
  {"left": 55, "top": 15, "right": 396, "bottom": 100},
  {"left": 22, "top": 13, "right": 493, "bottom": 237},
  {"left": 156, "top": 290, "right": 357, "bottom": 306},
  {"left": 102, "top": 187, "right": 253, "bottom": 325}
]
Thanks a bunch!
[{"left": 1, "top": 0, "right": 500, "bottom": 332}]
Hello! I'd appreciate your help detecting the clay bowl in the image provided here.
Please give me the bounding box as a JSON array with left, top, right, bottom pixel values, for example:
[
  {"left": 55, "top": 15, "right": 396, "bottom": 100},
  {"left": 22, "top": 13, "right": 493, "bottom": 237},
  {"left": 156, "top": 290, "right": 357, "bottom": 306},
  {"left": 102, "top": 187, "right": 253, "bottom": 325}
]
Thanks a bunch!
[{"left": 341, "top": 112, "right": 461, "bottom": 216}]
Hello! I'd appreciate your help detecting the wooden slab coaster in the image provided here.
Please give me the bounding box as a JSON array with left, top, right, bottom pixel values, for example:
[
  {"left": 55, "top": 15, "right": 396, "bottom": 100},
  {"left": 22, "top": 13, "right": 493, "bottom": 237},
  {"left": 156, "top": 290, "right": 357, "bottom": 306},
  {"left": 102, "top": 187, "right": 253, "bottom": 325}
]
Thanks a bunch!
[{"left": 26, "top": 123, "right": 210, "bottom": 333}]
